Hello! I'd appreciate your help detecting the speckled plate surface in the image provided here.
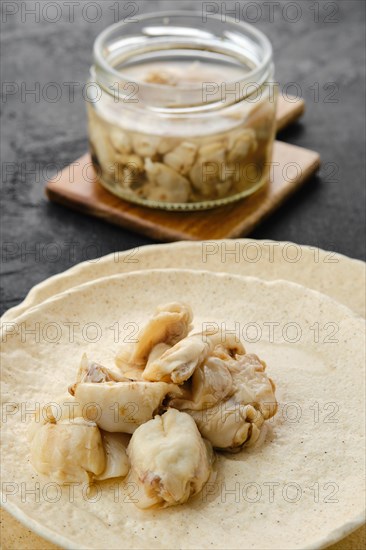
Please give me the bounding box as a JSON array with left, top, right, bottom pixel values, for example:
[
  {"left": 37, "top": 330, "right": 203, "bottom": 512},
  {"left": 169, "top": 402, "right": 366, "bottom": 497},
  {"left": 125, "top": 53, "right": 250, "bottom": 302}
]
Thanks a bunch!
[
  {"left": 1, "top": 270, "right": 365, "bottom": 549},
  {"left": 2, "top": 240, "right": 365, "bottom": 322}
]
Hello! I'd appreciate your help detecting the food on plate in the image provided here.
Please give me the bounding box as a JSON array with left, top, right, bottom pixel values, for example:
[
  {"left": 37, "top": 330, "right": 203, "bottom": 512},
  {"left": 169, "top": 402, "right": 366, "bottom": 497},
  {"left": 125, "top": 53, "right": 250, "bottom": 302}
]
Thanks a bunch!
[
  {"left": 69, "top": 355, "right": 180, "bottom": 433},
  {"left": 28, "top": 301, "right": 277, "bottom": 508},
  {"left": 29, "top": 409, "right": 129, "bottom": 484},
  {"left": 127, "top": 408, "right": 214, "bottom": 508},
  {"left": 29, "top": 417, "right": 105, "bottom": 483},
  {"left": 142, "top": 331, "right": 245, "bottom": 384},
  {"left": 115, "top": 302, "right": 193, "bottom": 370},
  {"left": 169, "top": 352, "right": 277, "bottom": 450},
  {"left": 96, "top": 431, "right": 130, "bottom": 481},
  {"left": 168, "top": 356, "right": 234, "bottom": 411},
  {"left": 142, "top": 332, "right": 213, "bottom": 384},
  {"left": 2, "top": 268, "right": 362, "bottom": 549},
  {"left": 226, "top": 353, "right": 277, "bottom": 421}
]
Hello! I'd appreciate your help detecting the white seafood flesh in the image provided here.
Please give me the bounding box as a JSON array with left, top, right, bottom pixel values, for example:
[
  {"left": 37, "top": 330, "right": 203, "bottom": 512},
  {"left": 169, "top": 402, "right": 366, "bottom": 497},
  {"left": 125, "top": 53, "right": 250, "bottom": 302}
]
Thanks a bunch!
[
  {"left": 127, "top": 408, "right": 214, "bottom": 508},
  {"left": 189, "top": 400, "right": 264, "bottom": 450},
  {"left": 38, "top": 393, "right": 84, "bottom": 424},
  {"left": 115, "top": 153, "right": 144, "bottom": 173},
  {"left": 27, "top": 301, "right": 277, "bottom": 506},
  {"left": 132, "top": 134, "right": 160, "bottom": 157},
  {"left": 226, "top": 353, "right": 277, "bottom": 420},
  {"left": 142, "top": 332, "right": 211, "bottom": 384},
  {"left": 171, "top": 352, "right": 277, "bottom": 450},
  {"left": 29, "top": 410, "right": 130, "bottom": 483},
  {"left": 143, "top": 330, "right": 244, "bottom": 384},
  {"left": 163, "top": 142, "right": 197, "bottom": 175},
  {"left": 140, "top": 181, "right": 190, "bottom": 203},
  {"left": 70, "top": 355, "right": 180, "bottom": 433},
  {"left": 110, "top": 128, "right": 132, "bottom": 154},
  {"left": 71, "top": 378, "right": 179, "bottom": 433},
  {"left": 115, "top": 302, "right": 193, "bottom": 370},
  {"left": 210, "top": 332, "right": 246, "bottom": 358},
  {"left": 189, "top": 141, "right": 227, "bottom": 196},
  {"left": 95, "top": 431, "right": 130, "bottom": 480},
  {"left": 227, "top": 129, "right": 257, "bottom": 163},
  {"left": 146, "top": 342, "right": 171, "bottom": 368},
  {"left": 29, "top": 417, "right": 106, "bottom": 484},
  {"left": 157, "top": 137, "right": 180, "bottom": 155},
  {"left": 75, "top": 354, "right": 128, "bottom": 385},
  {"left": 169, "top": 356, "right": 233, "bottom": 410},
  {"left": 144, "top": 159, "right": 191, "bottom": 203}
]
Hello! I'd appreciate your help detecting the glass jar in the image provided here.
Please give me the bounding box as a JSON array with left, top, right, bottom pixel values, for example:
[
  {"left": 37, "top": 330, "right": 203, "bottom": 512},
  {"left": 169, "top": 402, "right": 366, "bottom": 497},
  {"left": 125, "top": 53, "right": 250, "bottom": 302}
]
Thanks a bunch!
[{"left": 88, "top": 11, "right": 277, "bottom": 210}]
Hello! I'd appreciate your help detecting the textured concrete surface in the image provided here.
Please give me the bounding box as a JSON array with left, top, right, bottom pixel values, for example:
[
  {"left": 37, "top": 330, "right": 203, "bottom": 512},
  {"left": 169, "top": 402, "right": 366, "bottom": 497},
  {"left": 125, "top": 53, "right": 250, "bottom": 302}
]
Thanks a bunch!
[{"left": 1, "top": 0, "right": 365, "bottom": 314}]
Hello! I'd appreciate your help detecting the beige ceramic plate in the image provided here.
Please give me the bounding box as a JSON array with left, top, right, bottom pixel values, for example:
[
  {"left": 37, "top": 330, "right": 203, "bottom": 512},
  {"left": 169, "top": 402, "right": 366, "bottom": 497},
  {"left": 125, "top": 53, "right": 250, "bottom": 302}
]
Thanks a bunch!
[
  {"left": 2, "top": 240, "right": 365, "bottom": 323},
  {"left": 1, "top": 270, "right": 365, "bottom": 549}
]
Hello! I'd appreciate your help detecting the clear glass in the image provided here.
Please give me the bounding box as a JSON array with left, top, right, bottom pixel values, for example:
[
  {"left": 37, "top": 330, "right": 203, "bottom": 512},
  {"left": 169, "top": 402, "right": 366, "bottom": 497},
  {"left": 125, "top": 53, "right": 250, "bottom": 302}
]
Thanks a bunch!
[{"left": 88, "top": 11, "right": 277, "bottom": 210}]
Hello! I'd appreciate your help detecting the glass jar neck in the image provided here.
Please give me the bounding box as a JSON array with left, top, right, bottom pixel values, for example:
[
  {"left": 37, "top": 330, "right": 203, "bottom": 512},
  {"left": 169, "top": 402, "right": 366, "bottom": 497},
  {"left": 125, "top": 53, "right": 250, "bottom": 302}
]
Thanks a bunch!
[{"left": 93, "top": 11, "right": 274, "bottom": 113}]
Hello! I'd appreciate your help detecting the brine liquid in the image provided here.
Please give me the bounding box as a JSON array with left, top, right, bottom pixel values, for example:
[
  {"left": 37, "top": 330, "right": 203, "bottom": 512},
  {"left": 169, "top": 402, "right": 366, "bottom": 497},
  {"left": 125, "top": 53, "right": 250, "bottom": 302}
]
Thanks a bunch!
[{"left": 88, "top": 58, "right": 276, "bottom": 210}]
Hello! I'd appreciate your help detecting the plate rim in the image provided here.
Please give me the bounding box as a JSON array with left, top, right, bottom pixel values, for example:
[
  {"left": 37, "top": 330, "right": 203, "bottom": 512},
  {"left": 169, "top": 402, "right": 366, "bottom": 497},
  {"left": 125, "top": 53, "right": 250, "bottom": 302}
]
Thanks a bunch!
[
  {"left": 1, "top": 269, "right": 365, "bottom": 550},
  {"left": 2, "top": 239, "right": 365, "bottom": 323}
]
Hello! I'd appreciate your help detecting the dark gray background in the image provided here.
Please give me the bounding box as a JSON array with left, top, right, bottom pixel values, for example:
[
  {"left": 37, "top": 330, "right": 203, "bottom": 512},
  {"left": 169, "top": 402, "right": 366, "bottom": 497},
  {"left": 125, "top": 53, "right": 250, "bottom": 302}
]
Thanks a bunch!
[{"left": 1, "top": 0, "right": 365, "bottom": 315}]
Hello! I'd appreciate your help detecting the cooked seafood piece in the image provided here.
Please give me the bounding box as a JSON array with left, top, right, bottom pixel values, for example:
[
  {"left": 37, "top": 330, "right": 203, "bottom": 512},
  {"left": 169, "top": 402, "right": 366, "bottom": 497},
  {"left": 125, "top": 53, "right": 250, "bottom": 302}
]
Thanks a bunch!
[
  {"left": 29, "top": 417, "right": 106, "bottom": 484},
  {"left": 95, "top": 431, "right": 130, "bottom": 481},
  {"left": 226, "top": 353, "right": 277, "bottom": 420},
  {"left": 115, "top": 302, "right": 193, "bottom": 371},
  {"left": 143, "top": 330, "right": 244, "bottom": 384},
  {"left": 212, "top": 334, "right": 245, "bottom": 359},
  {"left": 168, "top": 356, "right": 233, "bottom": 410},
  {"left": 127, "top": 408, "right": 214, "bottom": 508},
  {"left": 167, "top": 348, "right": 276, "bottom": 451},
  {"left": 70, "top": 357, "right": 180, "bottom": 433},
  {"left": 132, "top": 134, "right": 160, "bottom": 157},
  {"left": 144, "top": 69, "right": 179, "bottom": 86},
  {"left": 142, "top": 332, "right": 211, "bottom": 384},
  {"left": 116, "top": 362, "right": 145, "bottom": 381},
  {"left": 29, "top": 410, "right": 130, "bottom": 483},
  {"left": 157, "top": 137, "right": 181, "bottom": 155},
  {"left": 163, "top": 142, "right": 197, "bottom": 175},
  {"left": 227, "top": 129, "right": 257, "bottom": 163},
  {"left": 71, "top": 380, "right": 179, "bottom": 433},
  {"left": 88, "top": 112, "right": 116, "bottom": 176},
  {"left": 189, "top": 399, "right": 264, "bottom": 451},
  {"left": 76, "top": 354, "right": 126, "bottom": 384},
  {"left": 139, "top": 181, "right": 190, "bottom": 203},
  {"left": 145, "top": 342, "right": 171, "bottom": 370},
  {"left": 118, "top": 343, "right": 171, "bottom": 381},
  {"left": 144, "top": 160, "right": 191, "bottom": 203},
  {"left": 189, "top": 141, "right": 227, "bottom": 196},
  {"left": 115, "top": 153, "right": 144, "bottom": 173},
  {"left": 41, "top": 393, "right": 84, "bottom": 423},
  {"left": 110, "top": 128, "right": 132, "bottom": 154}
]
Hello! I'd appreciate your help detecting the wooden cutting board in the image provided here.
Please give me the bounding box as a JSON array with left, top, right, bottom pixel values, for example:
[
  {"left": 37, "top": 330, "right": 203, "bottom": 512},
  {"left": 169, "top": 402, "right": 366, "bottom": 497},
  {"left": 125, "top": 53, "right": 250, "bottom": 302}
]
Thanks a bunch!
[{"left": 46, "top": 97, "right": 320, "bottom": 241}]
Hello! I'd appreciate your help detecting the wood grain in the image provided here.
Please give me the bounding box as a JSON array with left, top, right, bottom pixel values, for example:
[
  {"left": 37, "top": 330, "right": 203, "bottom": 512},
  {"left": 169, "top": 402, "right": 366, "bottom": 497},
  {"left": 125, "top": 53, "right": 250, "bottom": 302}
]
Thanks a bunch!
[
  {"left": 46, "top": 96, "right": 319, "bottom": 242},
  {"left": 276, "top": 95, "right": 305, "bottom": 132},
  {"left": 46, "top": 141, "right": 319, "bottom": 241}
]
